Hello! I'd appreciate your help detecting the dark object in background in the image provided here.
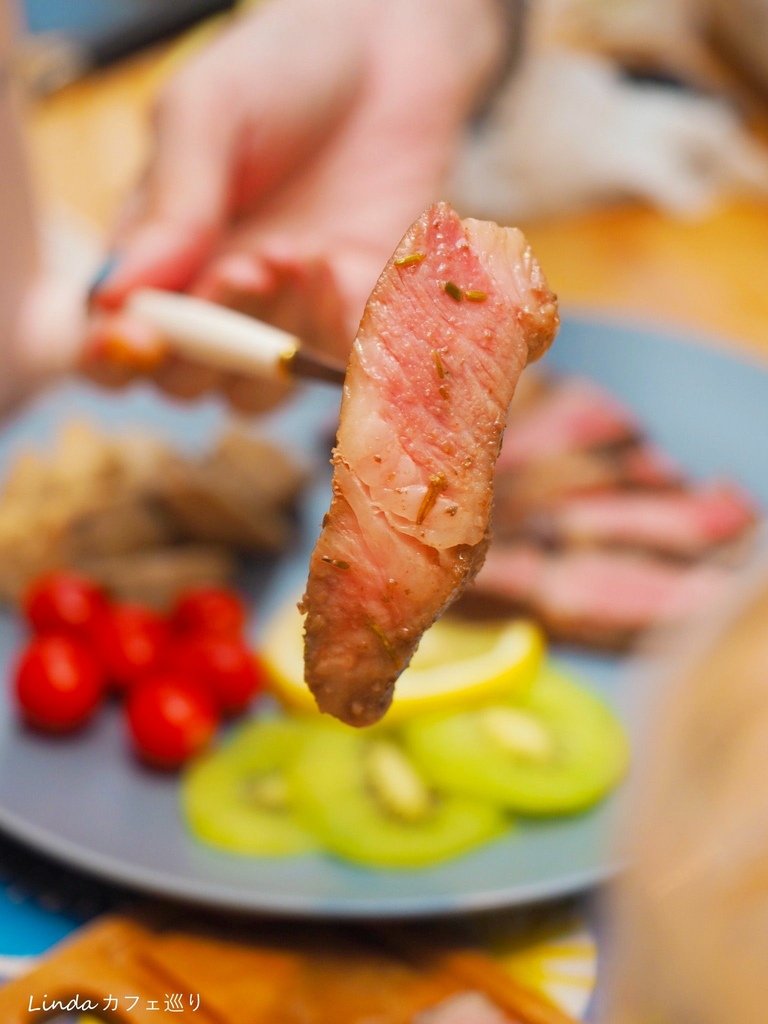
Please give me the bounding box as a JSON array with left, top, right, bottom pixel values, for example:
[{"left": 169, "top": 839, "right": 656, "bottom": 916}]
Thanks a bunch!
[
  {"left": 19, "top": 0, "right": 237, "bottom": 95},
  {"left": 620, "top": 65, "right": 703, "bottom": 93}
]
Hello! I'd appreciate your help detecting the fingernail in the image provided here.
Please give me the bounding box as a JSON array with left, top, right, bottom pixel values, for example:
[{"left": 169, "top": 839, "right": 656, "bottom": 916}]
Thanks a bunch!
[{"left": 86, "top": 254, "right": 120, "bottom": 309}]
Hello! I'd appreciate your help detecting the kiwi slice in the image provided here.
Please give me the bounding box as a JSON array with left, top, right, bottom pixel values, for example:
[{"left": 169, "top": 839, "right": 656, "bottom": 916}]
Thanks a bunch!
[
  {"left": 182, "top": 718, "right": 318, "bottom": 856},
  {"left": 289, "top": 724, "right": 507, "bottom": 868},
  {"left": 402, "top": 668, "right": 628, "bottom": 816}
]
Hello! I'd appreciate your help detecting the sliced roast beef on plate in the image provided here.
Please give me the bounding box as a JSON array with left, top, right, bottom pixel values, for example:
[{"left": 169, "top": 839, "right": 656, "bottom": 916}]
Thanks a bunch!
[
  {"left": 514, "top": 483, "right": 755, "bottom": 559},
  {"left": 464, "top": 542, "right": 728, "bottom": 651},
  {"left": 468, "top": 372, "right": 759, "bottom": 649},
  {"left": 497, "top": 375, "right": 639, "bottom": 471},
  {"left": 493, "top": 443, "right": 682, "bottom": 536}
]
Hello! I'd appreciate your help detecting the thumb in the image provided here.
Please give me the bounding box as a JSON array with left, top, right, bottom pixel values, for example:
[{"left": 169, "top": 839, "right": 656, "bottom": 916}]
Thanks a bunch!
[{"left": 90, "top": 87, "right": 236, "bottom": 311}]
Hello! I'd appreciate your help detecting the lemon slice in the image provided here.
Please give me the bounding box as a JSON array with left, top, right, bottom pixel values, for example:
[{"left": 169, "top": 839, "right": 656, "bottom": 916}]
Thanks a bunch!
[{"left": 261, "top": 600, "right": 544, "bottom": 722}]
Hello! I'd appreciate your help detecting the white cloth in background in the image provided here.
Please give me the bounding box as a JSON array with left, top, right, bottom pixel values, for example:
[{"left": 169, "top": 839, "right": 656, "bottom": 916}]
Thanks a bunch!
[{"left": 452, "top": 49, "right": 768, "bottom": 220}]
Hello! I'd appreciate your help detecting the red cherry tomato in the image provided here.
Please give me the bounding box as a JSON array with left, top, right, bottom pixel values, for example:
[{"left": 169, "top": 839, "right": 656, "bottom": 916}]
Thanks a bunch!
[
  {"left": 165, "top": 635, "right": 264, "bottom": 716},
  {"left": 15, "top": 635, "right": 104, "bottom": 732},
  {"left": 126, "top": 673, "right": 218, "bottom": 769},
  {"left": 24, "top": 572, "right": 107, "bottom": 638},
  {"left": 94, "top": 605, "right": 168, "bottom": 693},
  {"left": 171, "top": 587, "right": 246, "bottom": 639}
]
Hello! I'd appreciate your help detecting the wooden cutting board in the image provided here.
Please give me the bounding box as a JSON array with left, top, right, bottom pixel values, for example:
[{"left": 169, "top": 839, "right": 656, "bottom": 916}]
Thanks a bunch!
[{"left": 0, "top": 911, "right": 576, "bottom": 1024}]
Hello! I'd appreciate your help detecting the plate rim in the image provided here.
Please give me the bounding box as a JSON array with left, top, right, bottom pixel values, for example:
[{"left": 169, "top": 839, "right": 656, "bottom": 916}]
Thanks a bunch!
[{"left": 0, "top": 796, "right": 619, "bottom": 917}]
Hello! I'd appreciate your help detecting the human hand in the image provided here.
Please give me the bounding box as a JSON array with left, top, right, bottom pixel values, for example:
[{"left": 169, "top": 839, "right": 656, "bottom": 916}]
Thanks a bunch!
[
  {"left": 85, "top": 0, "right": 504, "bottom": 411},
  {"left": 2, "top": 271, "right": 86, "bottom": 412}
]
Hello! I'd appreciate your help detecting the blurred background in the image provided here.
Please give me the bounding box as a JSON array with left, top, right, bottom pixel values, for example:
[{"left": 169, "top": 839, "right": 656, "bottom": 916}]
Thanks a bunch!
[
  {"left": 16, "top": 0, "right": 768, "bottom": 349},
  {"left": 0, "top": 3, "right": 768, "bottom": 1023}
]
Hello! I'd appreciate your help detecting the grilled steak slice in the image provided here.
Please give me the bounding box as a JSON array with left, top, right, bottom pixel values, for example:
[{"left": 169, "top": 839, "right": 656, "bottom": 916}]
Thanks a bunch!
[
  {"left": 464, "top": 542, "right": 727, "bottom": 649},
  {"left": 497, "top": 376, "right": 639, "bottom": 471},
  {"left": 520, "top": 483, "right": 756, "bottom": 558},
  {"left": 301, "top": 203, "right": 558, "bottom": 725},
  {"left": 493, "top": 443, "right": 682, "bottom": 537}
]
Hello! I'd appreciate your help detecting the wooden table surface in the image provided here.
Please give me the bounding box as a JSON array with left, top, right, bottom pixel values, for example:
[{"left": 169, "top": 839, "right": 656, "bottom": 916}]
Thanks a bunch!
[{"left": 26, "top": 40, "right": 768, "bottom": 355}]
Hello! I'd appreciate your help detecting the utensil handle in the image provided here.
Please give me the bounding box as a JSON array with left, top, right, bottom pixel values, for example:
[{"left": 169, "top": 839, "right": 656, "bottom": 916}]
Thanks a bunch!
[{"left": 127, "top": 289, "right": 298, "bottom": 381}]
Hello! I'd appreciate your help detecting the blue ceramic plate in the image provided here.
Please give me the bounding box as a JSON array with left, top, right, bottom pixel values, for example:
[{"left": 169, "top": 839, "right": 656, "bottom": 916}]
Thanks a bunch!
[{"left": 0, "top": 315, "right": 765, "bottom": 918}]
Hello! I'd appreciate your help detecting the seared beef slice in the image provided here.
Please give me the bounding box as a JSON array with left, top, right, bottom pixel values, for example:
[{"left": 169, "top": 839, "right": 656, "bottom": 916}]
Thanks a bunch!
[{"left": 301, "top": 203, "right": 558, "bottom": 725}]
